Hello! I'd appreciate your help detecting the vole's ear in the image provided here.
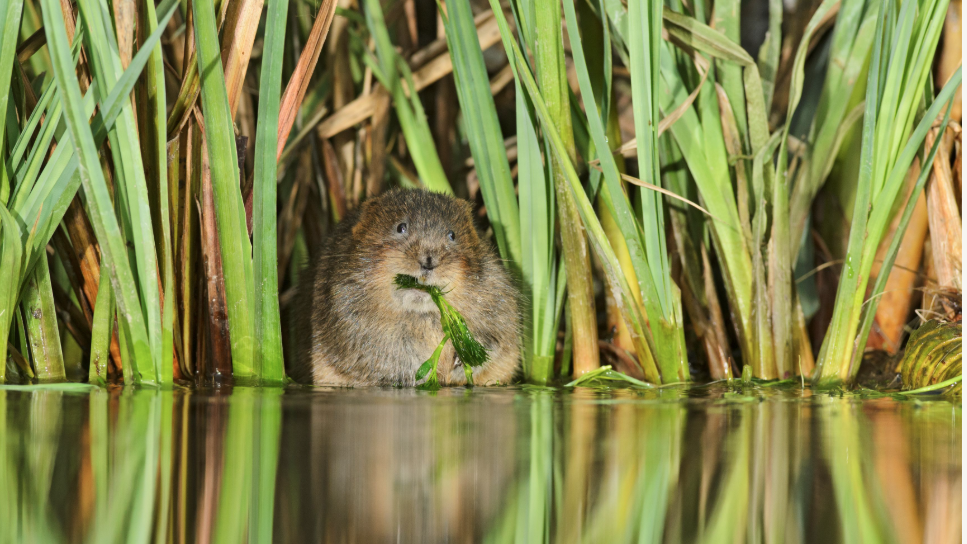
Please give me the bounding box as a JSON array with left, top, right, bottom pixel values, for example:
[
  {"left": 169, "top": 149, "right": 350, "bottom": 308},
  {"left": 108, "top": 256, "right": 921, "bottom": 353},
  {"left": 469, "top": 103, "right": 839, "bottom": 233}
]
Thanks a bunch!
[
  {"left": 352, "top": 198, "right": 376, "bottom": 238},
  {"left": 459, "top": 199, "right": 482, "bottom": 241},
  {"left": 460, "top": 199, "right": 475, "bottom": 223}
]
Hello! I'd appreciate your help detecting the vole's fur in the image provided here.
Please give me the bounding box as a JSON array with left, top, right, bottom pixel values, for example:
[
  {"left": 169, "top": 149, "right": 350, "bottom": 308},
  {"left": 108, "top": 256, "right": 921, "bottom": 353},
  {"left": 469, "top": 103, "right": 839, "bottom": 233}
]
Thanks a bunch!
[{"left": 290, "top": 188, "right": 520, "bottom": 386}]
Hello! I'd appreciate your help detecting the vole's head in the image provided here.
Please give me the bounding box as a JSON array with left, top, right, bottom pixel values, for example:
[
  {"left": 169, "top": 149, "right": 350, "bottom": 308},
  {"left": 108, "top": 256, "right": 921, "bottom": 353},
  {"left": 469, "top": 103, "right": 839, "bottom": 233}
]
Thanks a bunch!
[{"left": 353, "top": 188, "right": 482, "bottom": 314}]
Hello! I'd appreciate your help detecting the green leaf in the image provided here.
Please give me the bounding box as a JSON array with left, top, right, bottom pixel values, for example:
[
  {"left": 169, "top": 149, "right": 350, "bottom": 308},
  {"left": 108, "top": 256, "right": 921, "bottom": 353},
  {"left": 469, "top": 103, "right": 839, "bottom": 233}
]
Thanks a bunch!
[
  {"left": 564, "top": 365, "right": 655, "bottom": 388},
  {"left": 393, "top": 274, "right": 489, "bottom": 367},
  {"left": 565, "top": 0, "right": 685, "bottom": 382},
  {"left": 0, "top": 202, "right": 23, "bottom": 383},
  {"left": 193, "top": 0, "right": 255, "bottom": 376},
  {"left": 364, "top": 0, "right": 452, "bottom": 194},
  {"left": 88, "top": 270, "right": 114, "bottom": 385},
  {"left": 142, "top": 0, "right": 175, "bottom": 386},
  {"left": 41, "top": 0, "right": 154, "bottom": 383},
  {"left": 77, "top": 0, "right": 165, "bottom": 383},
  {"left": 17, "top": 0, "right": 178, "bottom": 273},
  {"left": 20, "top": 256, "right": 65, "bottom": 382},
  {"left": 816, "top": 0, "right": 956, "bottom": 383},
  {"left": 440, "top": 0, "right": 521, "bottom": 275},
  {"left": 756, "top": 0, "right": 781, "bottom": 112},
  {"left": 488, "top": 0, "right": 658, "bottom": 383},
  {"left": 252, "top": 0, "right": 289, "bottom": 384},
  {"left": 416, "top": 333, "right": 448, "bottom": 389},
  {"left": 0, "top": 0, "right": 24, "bottom": 191},
  {"left": 516, "top": 78, "right": 557, "bottom": 371},
  {"left": 415, "top": 360, "right": 433, "bottom": 382},
  {"left": 854, "top": 97, "right": 954, "bottom": 366}
]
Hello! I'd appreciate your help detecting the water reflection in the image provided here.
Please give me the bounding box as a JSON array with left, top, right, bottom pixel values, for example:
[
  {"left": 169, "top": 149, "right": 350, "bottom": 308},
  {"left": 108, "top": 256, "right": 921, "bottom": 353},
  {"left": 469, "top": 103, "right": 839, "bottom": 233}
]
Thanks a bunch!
[{"left": 0, "top": 385, "right": 960, "bottom": 543}]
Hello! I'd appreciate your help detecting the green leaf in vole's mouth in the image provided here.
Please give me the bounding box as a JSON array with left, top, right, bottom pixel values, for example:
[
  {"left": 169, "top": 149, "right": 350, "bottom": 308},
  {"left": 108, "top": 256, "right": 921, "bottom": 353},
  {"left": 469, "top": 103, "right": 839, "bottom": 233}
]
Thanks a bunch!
[
  {"left": 393, "top": 273, "right": 444, "bottom": 296},
  {"left": 393, "top": 274, "right": 490, "bottom": 368}
]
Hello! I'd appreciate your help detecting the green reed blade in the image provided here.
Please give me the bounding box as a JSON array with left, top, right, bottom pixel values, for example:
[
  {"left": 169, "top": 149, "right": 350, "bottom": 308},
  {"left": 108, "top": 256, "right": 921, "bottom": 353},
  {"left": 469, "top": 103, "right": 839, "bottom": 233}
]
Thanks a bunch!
[
  {"left": 115, "top": 299, "right": 137, "bottom": 384},
  {"left": 11, "top": 98, "right": 62, "bottom": 208},
  {"left": 508, "top": 0, "right": 560, "bottom": 379},
  {"left": 88, "top": 270, "right": 114, "bottom": 385},
  {"left": 20, "top": 256, "right": 65, "bottom": 382},
  {"left": 17, "top": 0, "right": 177, "bottom": 271},
  {"left": 14, "top": 305, "right": 29, "bottom": 375},
  {"left": 0, "top": 0, "right": 24, "bottom": 188},
  {"left": 564, "top": 0, "right": 681, "bottom": 382},
  {"left": 252, "top": 0, "right": 288, "bottom": 384},
  {"left": 516, "top": 80, "right": 558, "bottom": 370},
  {"left": 6, "top": 79, "right": 55, "bottom": 180},
  {"left": 853, "top": 99, "right": 952, "bottom": 366},
  {"left": 0, "top": 203, "right": 22, "bottom": 383},
  {"left": 193, "top": 0, "right": 255, "bottom": 376},
  {"left": 8, "top": 0, "right": 177, "bottom": 382},
  {"left": 40, "top": 0, "right": 153, "bottom": 381},
  {"left": 364, "top": 0, "right": 452, "bottom": 194},
  {"left": 789, "top": 6, "right": 878, "bottom": 255},
  {"left": 440, "top": 0, "right": 521, "bottom": 274},
  {"left": 578, "top": 0, "right": 612, "bottom": 122},
  {"left": 532, "top": 0, "right": 601, "bottom": 381},
  {"left": 488, "top": 1, "right": 658, "bottom": 382},
  {"left": 776, "top": 0, "right": 839, "bottom": 170},
  {"left": 662, "top": 9, "right": 770, "bottom": 150},
  {"left": 710, "top": 0, "right": 748, "bottom": 151},
  {"left": 626, "top": 0, "right": 672, "bottom": 316},
  {"left": 757, "top": 0, "right": 781, "bottom": 112},
  {"left": 751, "top": 132, "right": 783, "bottom": 378},
  {"left": 656, "top": 44, "right": 754, "bottom": 363},
  {"left": 77, "top": 0, "right": 165, "bottom": 383},
  {"left": 142, "top": 0, "right": 175, "bottom": 386},
  {"left": 815, "top": 0, "right": 954, "bottom": 384},
  {"left": 650, "top": 10, "right": 774, "bottom": 372},
  {"left": 8, "top": 26, "right": 85, "bottom": 214}
]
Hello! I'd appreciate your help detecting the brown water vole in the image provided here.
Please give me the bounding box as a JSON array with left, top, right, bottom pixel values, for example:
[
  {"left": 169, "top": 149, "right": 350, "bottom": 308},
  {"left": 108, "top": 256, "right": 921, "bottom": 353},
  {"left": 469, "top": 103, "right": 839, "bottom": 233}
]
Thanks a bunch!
[{"left": 290, "top": 188, "right": 520, "bottom": 386}]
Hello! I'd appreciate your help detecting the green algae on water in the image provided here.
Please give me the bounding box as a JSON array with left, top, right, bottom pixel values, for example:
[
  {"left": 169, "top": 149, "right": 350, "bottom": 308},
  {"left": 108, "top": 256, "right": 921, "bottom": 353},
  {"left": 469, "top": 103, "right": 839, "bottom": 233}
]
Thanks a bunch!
[{"left": 394, "top": 274, "right": 489, "bottom": 386}]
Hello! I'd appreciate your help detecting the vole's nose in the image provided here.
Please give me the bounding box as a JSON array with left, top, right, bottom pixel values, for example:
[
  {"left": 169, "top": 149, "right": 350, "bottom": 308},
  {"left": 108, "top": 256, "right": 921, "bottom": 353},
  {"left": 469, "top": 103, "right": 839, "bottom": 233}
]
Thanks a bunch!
[{"left": 420, "top": 255, "right": 437, "bottom": 271}]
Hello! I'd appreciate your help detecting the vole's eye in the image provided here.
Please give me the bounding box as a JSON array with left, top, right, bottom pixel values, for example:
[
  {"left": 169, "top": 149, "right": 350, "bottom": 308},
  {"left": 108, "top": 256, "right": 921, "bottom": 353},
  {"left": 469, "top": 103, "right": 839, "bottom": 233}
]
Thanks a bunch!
[
  {"left": 397, "top": 222, "right": 407, "bottom": 234},
  {"left": 447, "top": 230, "right": 456, "bottom": 242}
]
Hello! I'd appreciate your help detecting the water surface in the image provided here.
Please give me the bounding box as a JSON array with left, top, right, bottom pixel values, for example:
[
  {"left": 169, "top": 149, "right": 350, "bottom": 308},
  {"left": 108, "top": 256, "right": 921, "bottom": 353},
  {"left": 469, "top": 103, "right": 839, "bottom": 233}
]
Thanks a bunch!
[{"left": 1, "top": 384, "right": 960, "bottom": 543}]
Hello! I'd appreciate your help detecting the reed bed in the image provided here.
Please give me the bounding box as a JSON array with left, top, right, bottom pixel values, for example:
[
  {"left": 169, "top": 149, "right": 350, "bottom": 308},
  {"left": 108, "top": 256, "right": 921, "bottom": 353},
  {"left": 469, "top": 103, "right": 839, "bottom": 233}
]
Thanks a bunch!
[{"left": 0, "top": 0, "right": 960, "bottom": 389}]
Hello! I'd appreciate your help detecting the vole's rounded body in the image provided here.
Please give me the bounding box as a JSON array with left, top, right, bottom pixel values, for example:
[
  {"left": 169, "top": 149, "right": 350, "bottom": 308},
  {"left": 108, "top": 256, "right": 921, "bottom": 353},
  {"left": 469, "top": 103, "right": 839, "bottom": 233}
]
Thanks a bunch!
[{"left": 290, "top": 188, "right": 520, "bottom": 386}]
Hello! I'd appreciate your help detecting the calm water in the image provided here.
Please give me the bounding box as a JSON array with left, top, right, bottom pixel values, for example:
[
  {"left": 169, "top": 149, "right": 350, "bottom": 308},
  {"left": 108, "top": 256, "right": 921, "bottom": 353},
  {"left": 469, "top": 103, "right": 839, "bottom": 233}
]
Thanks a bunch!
[{"left": 0, "top": 384, "right": 960, "bottom": 543}]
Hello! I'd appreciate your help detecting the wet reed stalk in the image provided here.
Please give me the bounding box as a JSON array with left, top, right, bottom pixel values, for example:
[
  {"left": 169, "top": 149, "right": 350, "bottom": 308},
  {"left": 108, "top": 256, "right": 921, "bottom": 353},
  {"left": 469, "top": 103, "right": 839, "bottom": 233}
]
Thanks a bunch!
[
  {"left": 192, "top": 0, "right": 255, "bottom": 377},
  {"left": 533, "top": 0, "right": 599, "bottom": 380},
  {"left": 252, "top": 0, "right": 289, "bottom": 384}
]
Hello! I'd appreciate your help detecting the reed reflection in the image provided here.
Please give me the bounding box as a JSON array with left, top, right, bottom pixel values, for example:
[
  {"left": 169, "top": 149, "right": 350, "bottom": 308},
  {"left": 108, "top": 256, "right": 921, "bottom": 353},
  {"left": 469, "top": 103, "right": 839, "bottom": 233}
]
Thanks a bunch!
[{"left": 0, "top": 386, "right": 959, "bottom": 543}]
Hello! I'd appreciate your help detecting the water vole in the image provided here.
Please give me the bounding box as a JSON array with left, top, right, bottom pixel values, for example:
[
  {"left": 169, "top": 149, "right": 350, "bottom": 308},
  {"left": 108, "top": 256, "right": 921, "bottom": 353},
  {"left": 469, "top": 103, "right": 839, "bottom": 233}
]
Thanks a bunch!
[{"left": 290, "top": 188, "right": 520, "bottom": 386}]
